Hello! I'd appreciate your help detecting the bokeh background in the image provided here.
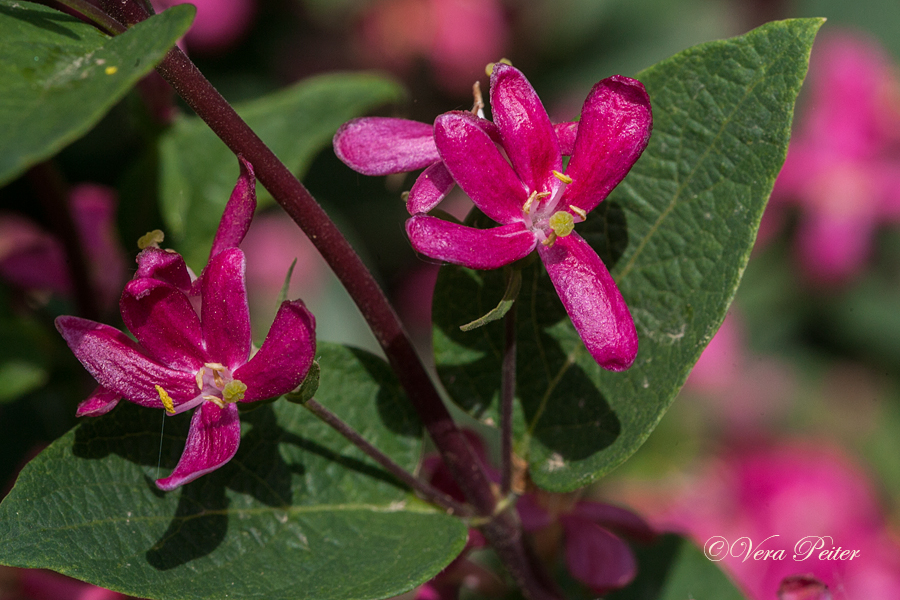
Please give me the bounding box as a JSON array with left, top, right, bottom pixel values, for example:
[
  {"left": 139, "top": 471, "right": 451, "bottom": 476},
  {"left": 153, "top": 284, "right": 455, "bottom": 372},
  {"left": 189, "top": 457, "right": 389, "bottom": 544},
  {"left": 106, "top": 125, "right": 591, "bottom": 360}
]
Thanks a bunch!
[{"left": 2, "top": 0, "right": 900, "bottom": 598}]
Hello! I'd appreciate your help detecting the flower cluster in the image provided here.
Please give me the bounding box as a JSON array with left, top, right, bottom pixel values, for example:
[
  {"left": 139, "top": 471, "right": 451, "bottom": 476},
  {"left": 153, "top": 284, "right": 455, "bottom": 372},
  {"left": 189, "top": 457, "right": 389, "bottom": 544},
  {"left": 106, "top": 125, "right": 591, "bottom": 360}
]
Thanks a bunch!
[
  {"left": 334, "top": 63, "right": 651, "bottom": 371},
  {"left": 56, "top": 158, "right": 316, "bottom": 490}
]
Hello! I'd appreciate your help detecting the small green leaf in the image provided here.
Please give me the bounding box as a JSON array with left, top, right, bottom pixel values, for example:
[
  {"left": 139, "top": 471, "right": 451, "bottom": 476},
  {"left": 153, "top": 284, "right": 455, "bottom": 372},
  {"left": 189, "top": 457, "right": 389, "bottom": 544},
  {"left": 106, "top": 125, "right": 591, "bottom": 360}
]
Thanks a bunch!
[
  {"left": 606, "top": 534, "right": 746, "bottom": 600},
  {"left": 459, "top": 268, "right": 522, "bottom": 332},
  {"left": 433, "top": 19, "right": 824, "bottom": 491},
  {"left": 158, "top": 73, "right": 404, "bottom": 269},
  {"left": 0, "top": 1, "right": 194, "bottom": 186},
  {"left": 0, "top": 343, "right": 466, "bottom": 600}
]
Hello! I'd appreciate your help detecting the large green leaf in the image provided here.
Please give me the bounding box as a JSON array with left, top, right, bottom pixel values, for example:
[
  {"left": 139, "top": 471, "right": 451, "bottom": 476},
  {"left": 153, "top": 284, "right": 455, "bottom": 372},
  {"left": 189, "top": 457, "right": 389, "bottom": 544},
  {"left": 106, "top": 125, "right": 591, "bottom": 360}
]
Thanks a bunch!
[
  {"left": 158, "top": 73, "right": 404, "bottom": 269},
  {"left": 0, "top": 1, "right": 194, "bottom": 187},
  {"left": 0, "top": 343, "right": 467, "bottom": 600},
  {"left": 433, "top": 19, "right": 823, "bottom": 491},
  {"left": 607, "top": 535, "right": 747, "bottom": 600}
]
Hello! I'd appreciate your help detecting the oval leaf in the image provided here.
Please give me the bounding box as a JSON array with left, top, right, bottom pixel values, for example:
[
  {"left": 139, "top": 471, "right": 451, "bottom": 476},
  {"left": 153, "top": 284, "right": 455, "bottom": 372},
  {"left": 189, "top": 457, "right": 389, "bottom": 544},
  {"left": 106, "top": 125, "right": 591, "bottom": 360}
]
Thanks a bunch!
[{"left": 0, "top": 1, "right": 194, "bottom": 186}]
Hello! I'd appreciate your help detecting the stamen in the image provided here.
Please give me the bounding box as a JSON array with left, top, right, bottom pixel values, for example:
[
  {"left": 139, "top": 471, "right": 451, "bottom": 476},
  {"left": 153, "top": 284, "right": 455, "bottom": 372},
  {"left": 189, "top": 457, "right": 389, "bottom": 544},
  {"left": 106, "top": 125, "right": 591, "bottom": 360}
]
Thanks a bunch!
[
  {"left": 522, "top": 190, "right": 551, "bottom": 214},
  {"left": 203, "top": 395, "right": 226, "bottom": 409},
  {"left": 471, "top": 81, "right": 485, "bottom": 116},
  {"left": 204, "top": 362, "right": 226, "bottom": 388},
  {"left": 204, "top": 362, "right": 226, "bottom": 370},
  {"left": 137, "top": 229, "right": 165, "bottom": 250},
  {"left": 569, "top": 205, "right": 587, "bottom": 221},
  {"left": 155, "top": 385, "right": 176, "bottom": 414},
  {"left": 195, "top": 367, "right": 205, "bottom": 391},
  {"left": 552, "top": 170, "right": 573, "bottom": 184},
  {"left": 541, "top": 232, "right": 558, "bottom": 247},
  {"left": 549, "top": 211, "right": 575, "bottom": 237},
  {"left": 223, "top": 380, "right": 247, "bottom": 403}
]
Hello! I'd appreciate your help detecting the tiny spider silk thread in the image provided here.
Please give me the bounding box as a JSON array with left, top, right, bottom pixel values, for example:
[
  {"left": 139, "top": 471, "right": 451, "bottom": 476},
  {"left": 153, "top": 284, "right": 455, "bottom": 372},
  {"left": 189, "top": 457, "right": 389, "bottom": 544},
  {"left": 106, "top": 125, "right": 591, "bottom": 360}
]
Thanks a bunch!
[{"left": 156, "top": 412, "right": 166, "bottom": 480}]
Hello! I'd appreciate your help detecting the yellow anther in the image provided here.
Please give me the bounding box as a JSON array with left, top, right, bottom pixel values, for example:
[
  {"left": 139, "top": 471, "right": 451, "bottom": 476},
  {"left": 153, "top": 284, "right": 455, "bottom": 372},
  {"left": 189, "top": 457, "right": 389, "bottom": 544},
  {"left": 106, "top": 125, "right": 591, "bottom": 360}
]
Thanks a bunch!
[
  {"left": 552, "top": 170, "right": 573, "bottom": 184},
  {"left": 203, "top": 362, "right": 226, "bottom": 388},
  {"left": 137, "top": 229, "right": 165, "bottom": 250},
  {"left": 569, "top": 205, "right": 587, "bottom": 221},
  {"left": 155, "top": 385, "right": 176, "bottom": 414},
  {"left": 223, "top": 380, "right": 247, "bottom": 403},
  {"left": 204, "top": 362, "right": 226, "bottom": 370},
  {"left": 541, "top": 232, "right": 558, "bottom": 247},
  {"left": 204, "top": 395, "right": 226, "bottom": 408},
  {"left": 195, "top": 367, "right": 205, "bottom": 391},
  {"left": 522, "top": 190, "right": 550, "bottom": 214},
  {"left": 549, "top": 211, "right": 575, "bottom": 237},
  {"left": 485, "top": 58, "right": 513, "bottom": 76},
  {"left": 471, "top": 81, "right": 484, "bottom": 115}
]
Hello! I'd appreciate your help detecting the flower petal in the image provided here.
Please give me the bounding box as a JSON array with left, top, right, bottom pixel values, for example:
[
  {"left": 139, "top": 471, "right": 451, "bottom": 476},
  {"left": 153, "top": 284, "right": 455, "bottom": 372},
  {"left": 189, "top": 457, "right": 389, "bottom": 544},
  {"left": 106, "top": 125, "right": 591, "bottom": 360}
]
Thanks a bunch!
[
  {"left": 55, "top": 316, "right": 198, "bottom": 406},
  {"left": 201, "top": 248, "right": 251, "bottom": 370},
  {"left": 135, "top": 247, "right": 194, "bottom": 294},
  {"left": 407, "top": 162, "right": 456, "bottom": 215},
  {"left": 555, "top": 121, "right": 578, "bottom": 156},
  {"left": 76, "top": 385, "right": 120, "bottom": 417},
  {"left": 155, "top": 401, "right": 240, "bottom": 490},
  {"left": 209, "top": 156, "right": 257, "bottom": 260},
  {"left": 333, "top": 117, "right": 440, "bottom": 175},
  {"left": 516, "top": 493, "right": 554, "bottom": 532},
  {"left": 434, "top": 111, "right": 528, "bottom": 224},
  {"left": 561, "top": 516, "right": 637, "bottom": 594},
  {"left": 538, "top": 233, "right": 637, "bottom": 371},
  {"left": 406, "top": 215, "right": 536, "bottom": 269},
  {"left": 563, "top": 75, "right": 652, "bottom": 214},
  {"left": 121, "top": 278, "right": 206, "bottom": 371},
  {"left": 490, "top": 63, "right": 562, "bottom": 193},
  {"left": 233, "top": 299, "right": 316, "bottom": 402},
  {"left": 570, "top": 501, "right": 656, "bottom": 542}
]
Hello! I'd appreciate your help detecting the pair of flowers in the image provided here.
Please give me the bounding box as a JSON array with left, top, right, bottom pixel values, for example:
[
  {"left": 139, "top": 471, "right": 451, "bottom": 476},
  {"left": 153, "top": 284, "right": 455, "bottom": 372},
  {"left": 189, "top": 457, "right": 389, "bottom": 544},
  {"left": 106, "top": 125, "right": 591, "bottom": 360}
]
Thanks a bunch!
[
  {"left": 56, "top": 159, "right": 316, "bottom": 491},
  {"left": 335, "top": 63, "right": 652, "bottom": 371}
]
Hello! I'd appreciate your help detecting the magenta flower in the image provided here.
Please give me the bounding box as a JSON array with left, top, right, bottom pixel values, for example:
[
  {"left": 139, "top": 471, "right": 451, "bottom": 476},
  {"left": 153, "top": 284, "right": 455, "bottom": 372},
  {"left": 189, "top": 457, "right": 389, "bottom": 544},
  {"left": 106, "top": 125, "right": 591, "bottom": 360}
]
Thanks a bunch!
[
  {"left": 517, "top": 493, "right": 655, "bottom": 595},
  {"left": 337, "top": 64, "right": 650, "bottom": 370},
  {"left": 55, "top": 159, "right": 316, "bottom": 490}
]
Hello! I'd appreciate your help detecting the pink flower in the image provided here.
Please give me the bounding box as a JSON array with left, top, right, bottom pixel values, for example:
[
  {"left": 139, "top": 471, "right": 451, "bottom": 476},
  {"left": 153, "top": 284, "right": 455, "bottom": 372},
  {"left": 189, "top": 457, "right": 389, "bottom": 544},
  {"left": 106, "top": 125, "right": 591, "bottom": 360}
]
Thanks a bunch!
[
  {"left": 55, "top": 160, "right": 316, "bottom": 490},
  {"left": 335, "top": 64, "right": 651, "bottom": 370},
  {"left": 0, "top": 184, "right": 126, "bottom": 311},
  {"left": 517, "top": 493, "right": 654, "bottom": 595},
  {"left": 768, "top": 31, "right": 900, "bottom": 284}
]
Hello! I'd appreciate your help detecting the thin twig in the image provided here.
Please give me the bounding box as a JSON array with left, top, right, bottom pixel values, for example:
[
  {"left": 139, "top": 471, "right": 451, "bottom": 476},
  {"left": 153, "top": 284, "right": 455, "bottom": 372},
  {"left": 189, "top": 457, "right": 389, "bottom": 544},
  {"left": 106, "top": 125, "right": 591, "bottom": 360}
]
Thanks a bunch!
[
  {"left": 304, "top": 399, "right": 474, "bottom": 517},
  {"left": 42, "top": 0, "right": 127, "bottom": 34}
]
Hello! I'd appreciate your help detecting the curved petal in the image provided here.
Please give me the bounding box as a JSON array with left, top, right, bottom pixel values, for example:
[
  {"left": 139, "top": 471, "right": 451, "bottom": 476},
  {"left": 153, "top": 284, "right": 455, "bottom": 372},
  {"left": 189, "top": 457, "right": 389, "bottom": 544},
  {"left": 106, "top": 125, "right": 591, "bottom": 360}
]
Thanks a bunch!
[
  {"left": 407, "top": 162, "right": 456, "bottom": 215},
  {"left": 55, "top": 316, "right": 198, "bottom": 407},
  {"left": 201, "top": 248, "right": 251, "bottom": 370},
  {"left": 233, "top": 299, "right": 316, "bottom": 402},
  {"left": 76, "top": 385, "right": 120, "bottom": 417},
  {"left": 135, "top": 247, "right": 194, "bottom": 294},
  {"left": 570, "top": 501, "right": 656, "bottom": 542},
  {"left": 121, "top": 278, "right": 206, "bottom": 371},
  {"left": 209, "top": 156, "right": 257, "bottom": 260},
  {"left": 516, "top": 494, "right": 554, "bottom": 532},
  {"left": 555, "top": 121, "right": 579, "bottom": 156},
  {"left": 434, "top": 111, "right": 528, "bottom": 224},
  {"left": 561, "top": 516, "right": 637, "bottom": 594},
  {"left": 538, "top": 233, "right": 637, "bottom": 371},
  {"left": 155, "top": 402, "right": 240, "bottom": 491},
  {"left": 407, "top": 215, "right": 536, "bottom": 269},
  {"left": 333, "top": 117, "right": 440, "bottom": 175},
  {"left": 563, "top": 75, "right": 652, "bottom": 214},
  {"left": 490, "top": 63, "right": 562, "bottom": 193}
]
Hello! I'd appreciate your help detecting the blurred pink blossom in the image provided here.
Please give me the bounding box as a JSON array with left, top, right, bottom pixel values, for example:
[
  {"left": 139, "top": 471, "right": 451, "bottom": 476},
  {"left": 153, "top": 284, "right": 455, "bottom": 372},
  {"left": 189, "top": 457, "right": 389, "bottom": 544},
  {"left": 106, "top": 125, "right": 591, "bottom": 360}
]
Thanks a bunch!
[
  {"left": 358, "top": 0, "right": 508, "bottom": 94},
  {"left": 768, "top": 31, "right": 900, "bottom": 284},
  {"left": 0, "top": 184, "right": 126, "bottom": 311},
  {"left": 0, "top": 567, "right": 129, "bottom": 600},
  {"left": 653, "top": 443, "right": 900, "bottom": 599},
  {"left": 151, "top": 0, "right": 256, "bottom": 54}
]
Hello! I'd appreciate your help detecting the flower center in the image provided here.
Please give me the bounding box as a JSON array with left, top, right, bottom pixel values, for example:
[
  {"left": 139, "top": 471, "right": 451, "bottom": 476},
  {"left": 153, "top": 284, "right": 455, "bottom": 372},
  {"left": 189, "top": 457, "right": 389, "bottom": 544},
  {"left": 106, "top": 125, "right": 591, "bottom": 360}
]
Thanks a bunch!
[
  {"left": 195, "top": 362, "right": 246, "bottom": 409},
  {"left": 521, "top": 171, "right": 586, "bottom": 247}
]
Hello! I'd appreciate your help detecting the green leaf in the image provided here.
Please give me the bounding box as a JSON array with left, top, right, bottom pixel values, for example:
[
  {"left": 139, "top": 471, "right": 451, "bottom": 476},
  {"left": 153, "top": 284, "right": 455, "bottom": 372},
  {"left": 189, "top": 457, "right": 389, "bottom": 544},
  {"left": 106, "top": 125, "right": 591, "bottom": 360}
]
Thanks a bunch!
[
  {"left": 0, "top": 342, "right": 466, "bottom": 600},
  {"left": 606, "top": 534, "right": 747, "bottom": 600},
  {"left": 432, "top": 19, "right": 823, "bottom": 491},
  {"left": 158, "top": 73, "right": 404, "bottom": 269},
  {"left": 0, "top": 1, "right": 194, "bottom": 187},
  {"left": 459, "top": 268, "right": 521, "bottom": 332}
]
